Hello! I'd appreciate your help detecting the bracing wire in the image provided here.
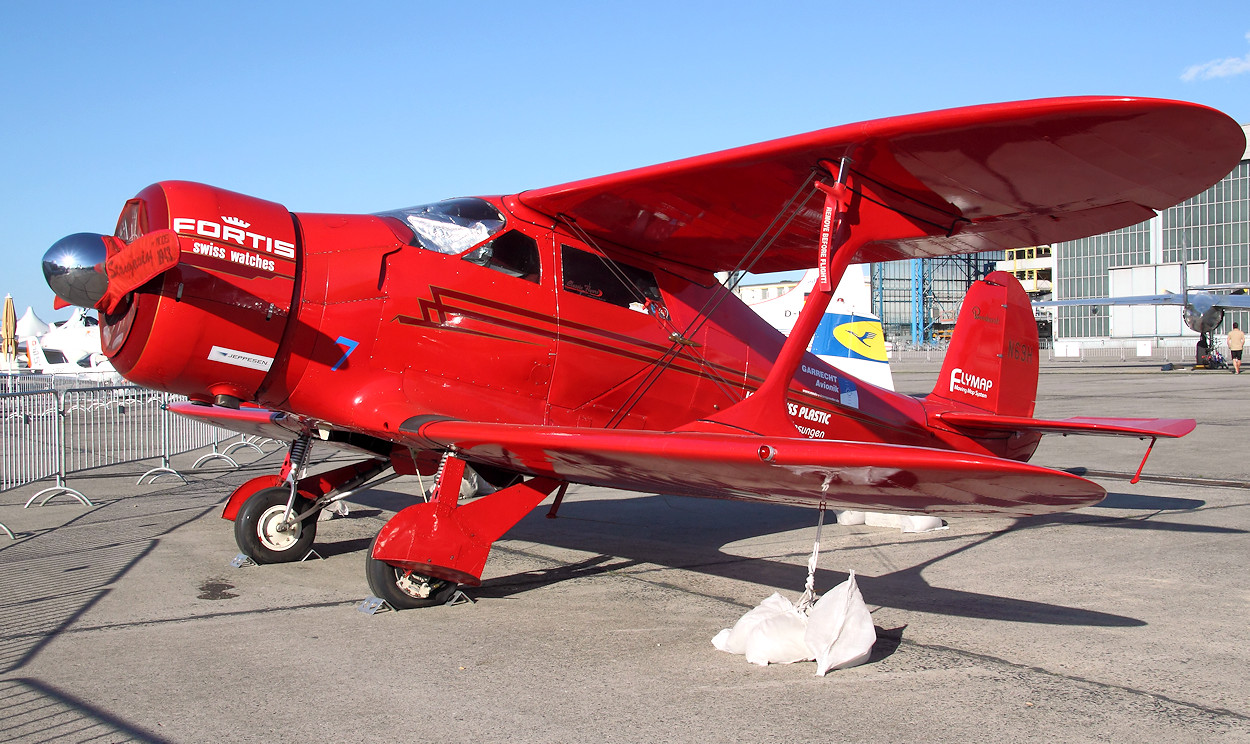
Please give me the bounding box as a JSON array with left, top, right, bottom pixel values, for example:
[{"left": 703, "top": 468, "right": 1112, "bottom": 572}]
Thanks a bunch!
[{"left": 603, "top": 169, "right": 825, "bottom": 428}]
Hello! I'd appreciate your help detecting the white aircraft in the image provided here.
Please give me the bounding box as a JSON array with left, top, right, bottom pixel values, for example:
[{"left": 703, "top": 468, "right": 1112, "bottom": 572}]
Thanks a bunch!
[
  {"left": 22, "top": 308, "right": 115, "bottom": 374},
  {"left": 1037, "top": 286, "right": 1250, "bottom": 337},
  {"left": 744, "top": 266, "right": 894, "bottom": 390},
  {"left": 1034, "top": 263, "right": 1250, "bottom": 355}
]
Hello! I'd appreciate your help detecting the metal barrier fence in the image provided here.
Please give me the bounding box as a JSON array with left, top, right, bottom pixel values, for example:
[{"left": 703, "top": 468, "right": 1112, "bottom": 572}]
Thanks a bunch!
[
  {"left": 1, "top": 384, "right": 243, "bottom": 507},
  {"left": 0, "top": 390, "right": 59, "bottom": 494},
  {"left": 1, "top": 371, "right": 126, "bottom": 395},
  {"left": 1047, "top": 345, "right": 1197, "bottom": 364}
]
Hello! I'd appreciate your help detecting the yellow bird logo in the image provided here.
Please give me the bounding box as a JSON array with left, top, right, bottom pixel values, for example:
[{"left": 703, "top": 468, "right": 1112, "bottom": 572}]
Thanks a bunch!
[{"left": 832, "top": 320, "right": 888, "bottom": 361}]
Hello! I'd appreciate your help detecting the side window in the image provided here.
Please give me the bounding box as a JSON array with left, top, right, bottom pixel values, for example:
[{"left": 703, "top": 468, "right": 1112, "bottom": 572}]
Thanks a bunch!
[
  {"left": 462, "top": 230, "right": 541, "bottom": 282},
  {"left": 560, "top": 244, "right": 662, "bottom": 309}
]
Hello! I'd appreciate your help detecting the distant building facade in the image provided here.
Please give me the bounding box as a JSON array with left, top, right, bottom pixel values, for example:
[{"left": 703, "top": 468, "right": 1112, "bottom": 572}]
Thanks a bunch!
[{"left": 1051, "top": 124, "right": 1250, "bottom": 343}]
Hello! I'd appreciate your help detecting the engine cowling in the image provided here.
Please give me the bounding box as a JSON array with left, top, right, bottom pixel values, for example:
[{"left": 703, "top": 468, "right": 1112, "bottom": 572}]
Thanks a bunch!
[{"left": 97, "top": 181, "right": 299, "bottom": 405}]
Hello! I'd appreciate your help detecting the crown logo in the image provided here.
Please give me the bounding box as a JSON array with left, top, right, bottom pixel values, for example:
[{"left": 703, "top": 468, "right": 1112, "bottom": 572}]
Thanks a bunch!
[{"left": 222, "top": 216, "right": 251, "bottom": 229}]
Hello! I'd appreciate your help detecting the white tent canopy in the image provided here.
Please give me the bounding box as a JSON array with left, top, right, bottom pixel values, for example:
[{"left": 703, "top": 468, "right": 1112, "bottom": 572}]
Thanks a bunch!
[{"left": 17, "top": 306, "right": 51, "bottom": 338}]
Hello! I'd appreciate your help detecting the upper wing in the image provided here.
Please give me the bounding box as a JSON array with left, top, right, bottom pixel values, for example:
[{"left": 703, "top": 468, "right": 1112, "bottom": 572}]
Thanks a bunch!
[
  {"left": 400, "top": 419, "right": 1104, "bottom": 517},
  {"left": 518, "top": 97, "right": 1244, "bottom": 273},
  {"left": 1210, "top": 294, "right": 1250, "bottom": 310}
]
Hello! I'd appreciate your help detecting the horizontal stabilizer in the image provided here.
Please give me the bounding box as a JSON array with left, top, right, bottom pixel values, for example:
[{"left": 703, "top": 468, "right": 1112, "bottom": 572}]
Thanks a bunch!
[
  {"left": 937, "top": 411, "right": 1195, "bottom": 439},
  {"left": 402, "top": 419, "right": 1106, "bottom": 517}
]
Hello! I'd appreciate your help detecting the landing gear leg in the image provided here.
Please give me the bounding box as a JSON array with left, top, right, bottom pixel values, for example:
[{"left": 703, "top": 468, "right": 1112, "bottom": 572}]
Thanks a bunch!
[
  {"left": 367, "top": 454, "right": 562, "bottom": 608},
  {"left": 225, "top": 434, "right": 393, "bottom": 563}
]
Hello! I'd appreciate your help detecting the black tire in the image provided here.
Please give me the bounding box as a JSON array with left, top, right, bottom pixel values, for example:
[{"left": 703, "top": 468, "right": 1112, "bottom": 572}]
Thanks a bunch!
[
  {"left": 233, "top": 486, "right": 318, "bottom": 564},
  {"left": 364, "top": 535, "right": 458, "bottom": 609}
]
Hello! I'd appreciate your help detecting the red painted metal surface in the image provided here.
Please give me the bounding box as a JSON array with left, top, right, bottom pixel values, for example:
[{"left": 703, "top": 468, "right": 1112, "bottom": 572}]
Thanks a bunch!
[
  {"left": 50, "top": 96, "right": 1243, "bottom": 588},
  {"left": 104, "top": 181, "right": 298, "bottom": 404},
  {"left": 372, "top": 463, "right": 562, "bottom": 586},
  {"left": 936, "top": 412, "right": 1197, "bottom": 439},
  {"left": 405, "top": 421, "right": 1106, "bottom": 516},
  {"left": 519, "top": 97, "right": 1245, "bottom": 273},
  {"left": 221, "top": 474, "right": 284, "bottom": 522},
  {"left": 168, "top": 402, "right": 301, "bottom": 442}
]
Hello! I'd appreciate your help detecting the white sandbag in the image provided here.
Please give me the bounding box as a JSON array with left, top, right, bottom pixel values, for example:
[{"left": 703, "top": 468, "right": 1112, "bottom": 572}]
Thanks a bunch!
[
  {"left": 712, "top": 593, "right": 812, "bottom": 665},
  {"left": 834, "top": 510, "right": 865, "bottom": 525},
  {"left": 804, "top": 571, "right": 876, "bottom": 675},
  {"left": 711, "top": 593, "right": 788, "bottom": 655},
  {"left": 862, "top": 511, "right": 946, "bottom": 533},
  {"left": 835, "top": 510, "right": 945, "bottom": 532}
]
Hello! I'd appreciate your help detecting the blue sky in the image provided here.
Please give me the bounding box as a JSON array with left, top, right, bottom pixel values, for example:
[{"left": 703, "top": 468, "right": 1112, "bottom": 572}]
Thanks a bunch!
[{"left": 3, "top": 1, "right": 1249, "bottom": 319}]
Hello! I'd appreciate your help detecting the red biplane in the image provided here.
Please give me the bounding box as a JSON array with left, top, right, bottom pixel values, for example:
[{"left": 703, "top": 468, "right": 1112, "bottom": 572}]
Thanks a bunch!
[{"left": 42, "top": 97, "right": 1245, "bottom": 608}]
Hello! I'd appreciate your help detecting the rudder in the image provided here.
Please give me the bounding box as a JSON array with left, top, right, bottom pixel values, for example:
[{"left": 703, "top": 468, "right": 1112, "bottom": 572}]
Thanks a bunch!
[{"left": 930, "top": 271, "right": 1039, "bottom": 417}]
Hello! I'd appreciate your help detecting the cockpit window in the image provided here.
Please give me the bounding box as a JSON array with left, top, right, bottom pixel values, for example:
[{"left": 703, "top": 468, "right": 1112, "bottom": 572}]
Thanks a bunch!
[
  {"left": 561, "top": 244, "right": 662, "bottom": 309},
  {"left": 463, "top": 230, "right": 541, "bottom": 283},
  {"left": 378, "top": 198, "right": 504, "bottom": 255}
]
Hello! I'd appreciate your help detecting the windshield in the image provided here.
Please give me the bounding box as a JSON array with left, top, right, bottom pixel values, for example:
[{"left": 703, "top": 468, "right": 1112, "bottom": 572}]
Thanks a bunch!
[{"left": 378, "top": 198, "right": 505, "bottom": 255}]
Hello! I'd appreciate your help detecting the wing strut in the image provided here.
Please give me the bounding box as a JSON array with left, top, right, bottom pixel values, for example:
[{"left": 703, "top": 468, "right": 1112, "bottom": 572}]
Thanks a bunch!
[
  {"left": 683, "top": 159, "right": 872, "bottom": 436},
  {"left": 1130, "top": 437, "right": 1157, "bottom": 484}
]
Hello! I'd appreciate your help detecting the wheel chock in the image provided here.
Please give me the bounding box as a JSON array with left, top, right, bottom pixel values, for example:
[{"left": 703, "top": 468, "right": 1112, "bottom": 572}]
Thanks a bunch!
[
  {"left": 357, "top": 596, "right": 392, "bottom": 615},
  {"left": 446, "top": 589, "right": 474, "bottom": 606}
]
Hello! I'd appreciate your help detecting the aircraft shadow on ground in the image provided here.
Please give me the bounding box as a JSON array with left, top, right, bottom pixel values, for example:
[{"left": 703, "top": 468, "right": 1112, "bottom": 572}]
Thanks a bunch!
[
  {"left": 315, "top": 535, "right": 375, "bottom": 558},
  {"left": 1095, "top": 492, "right": 1209, "bottom": 512},
  {"left": 309, "top": 479, "right": 1235, "bottom": 627},
  {"left": 465, "top": 491, "right": 1215, "bottom": 628}
]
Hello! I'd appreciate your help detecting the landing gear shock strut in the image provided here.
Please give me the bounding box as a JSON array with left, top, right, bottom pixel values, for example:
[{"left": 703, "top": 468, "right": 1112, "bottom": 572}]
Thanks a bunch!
[{"left": 226, "top": 434, "right": 394, "bottom": 564}]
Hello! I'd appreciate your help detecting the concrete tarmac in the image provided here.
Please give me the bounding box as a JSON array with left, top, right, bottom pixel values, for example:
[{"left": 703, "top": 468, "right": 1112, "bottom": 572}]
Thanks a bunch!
[{"left": 1, "top": 362, "right": 1248, "bottom": 743}]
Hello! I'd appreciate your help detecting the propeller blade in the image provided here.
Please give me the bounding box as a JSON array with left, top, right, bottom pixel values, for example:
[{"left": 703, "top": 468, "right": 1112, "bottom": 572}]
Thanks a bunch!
[
  {"left": 97, "top": 229, "right": 180, "bottom": 313},
  {"left": 43, "top": 229, "right": 180, "bottom": 312}
]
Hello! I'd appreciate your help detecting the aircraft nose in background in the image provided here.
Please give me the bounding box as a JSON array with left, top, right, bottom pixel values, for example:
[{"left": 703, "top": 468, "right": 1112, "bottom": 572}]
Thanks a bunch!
[{"left": 42, "top": 232, "right": 110, "bottom": 308}]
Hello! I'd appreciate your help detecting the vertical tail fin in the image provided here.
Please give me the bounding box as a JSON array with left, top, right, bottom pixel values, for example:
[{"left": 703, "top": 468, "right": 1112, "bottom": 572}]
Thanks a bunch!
[
  {"left": 24, "top": 336, "right": 50, "bottom": 371},
  {"left": 930, "top": 271, "right": 1039, "bottom": 418}
]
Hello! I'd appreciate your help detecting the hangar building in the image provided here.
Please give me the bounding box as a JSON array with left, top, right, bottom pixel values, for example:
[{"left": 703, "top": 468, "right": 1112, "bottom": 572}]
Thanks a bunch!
[{"left": 1050, "top": 124, "right": 1250, "bottom": 347}]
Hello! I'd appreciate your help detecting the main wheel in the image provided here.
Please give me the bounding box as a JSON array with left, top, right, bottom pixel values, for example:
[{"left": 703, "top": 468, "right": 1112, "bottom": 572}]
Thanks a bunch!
[
  {"left": 233, "top": 486, "right": 318, "bottom": 564},
  {"left": 364, "top": 536, "right": 458, "bottom": 609}
]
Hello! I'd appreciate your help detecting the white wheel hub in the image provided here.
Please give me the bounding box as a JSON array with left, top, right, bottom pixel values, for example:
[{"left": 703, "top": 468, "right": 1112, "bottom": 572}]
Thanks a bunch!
[
  {"left": 395, "top": 570, "right": 437, "bottom": 599},
  {"left": 257, "top": 504, "right": 300, "bottom": 551}
]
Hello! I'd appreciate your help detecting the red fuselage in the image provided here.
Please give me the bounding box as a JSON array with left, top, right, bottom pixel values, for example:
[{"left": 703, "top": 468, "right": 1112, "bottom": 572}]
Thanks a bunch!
[{"left": 99, "top": 181, "right": 1032, "bottom": 466}]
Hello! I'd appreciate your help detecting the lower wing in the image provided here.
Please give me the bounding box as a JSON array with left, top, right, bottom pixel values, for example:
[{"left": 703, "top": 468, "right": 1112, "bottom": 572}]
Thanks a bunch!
[{"left": 401, "top": 419, "right": 1105, "bottom": 517}]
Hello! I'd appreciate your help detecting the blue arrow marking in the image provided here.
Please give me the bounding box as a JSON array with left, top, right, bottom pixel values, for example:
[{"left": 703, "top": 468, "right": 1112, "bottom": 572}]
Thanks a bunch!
[{"left": 331, "top": 336, "right": 359, "bottom": 371}]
